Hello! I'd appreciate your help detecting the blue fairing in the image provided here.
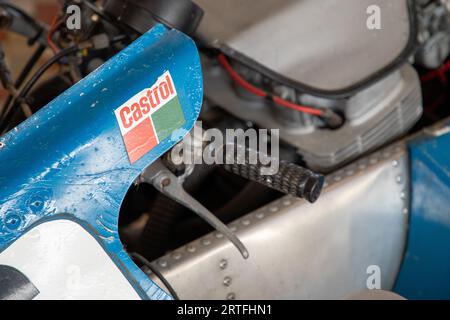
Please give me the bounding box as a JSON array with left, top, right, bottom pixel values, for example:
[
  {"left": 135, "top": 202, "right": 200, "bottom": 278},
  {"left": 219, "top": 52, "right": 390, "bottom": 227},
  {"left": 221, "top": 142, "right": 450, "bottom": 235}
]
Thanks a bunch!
[
  {"left": 0, "top": 24, "right": 203, "bottom": 299},
  {"left": 394, "top": 121, "right": 450, "bottom": 299}
]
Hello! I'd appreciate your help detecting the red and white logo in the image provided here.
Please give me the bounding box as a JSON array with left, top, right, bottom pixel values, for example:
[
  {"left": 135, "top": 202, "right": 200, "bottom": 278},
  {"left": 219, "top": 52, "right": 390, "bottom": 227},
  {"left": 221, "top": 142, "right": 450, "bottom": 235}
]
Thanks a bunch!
[{"left": 114, "top": 71, "right": 178, "bottom": 163}]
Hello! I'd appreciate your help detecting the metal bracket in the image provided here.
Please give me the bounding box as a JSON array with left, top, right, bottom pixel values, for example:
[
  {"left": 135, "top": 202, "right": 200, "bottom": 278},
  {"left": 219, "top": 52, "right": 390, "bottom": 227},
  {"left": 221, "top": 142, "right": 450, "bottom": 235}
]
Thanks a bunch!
[{"left": 141, "top": 160, "right": 249, "bottom": 259}]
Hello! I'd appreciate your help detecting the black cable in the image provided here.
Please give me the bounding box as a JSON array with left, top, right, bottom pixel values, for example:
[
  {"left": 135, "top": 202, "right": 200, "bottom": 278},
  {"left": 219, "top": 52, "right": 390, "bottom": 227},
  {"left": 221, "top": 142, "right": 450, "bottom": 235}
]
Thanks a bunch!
[
  {"left": 14, "top": 44, "right": 47, "bottom": 88},
  {"left": 0, "top": 33, "right": 128, "bottom": 131},
  {"left": 0, "top": 1, "right": 44, "bottom": 46},
  {"left": 0, "top": 1, "right": 42, "bottom": 31},
  {"left": 0, "top": 44, "right": 46, "bottom": 120},
  {"left": 129, "top": 252, "right": 180, "bottom": 300},
  {"left": 0, "top": 43, "right": 14, "bottom": 91},
  {"left": 0, "top": 46, "right": 79, "bottom": 133}
]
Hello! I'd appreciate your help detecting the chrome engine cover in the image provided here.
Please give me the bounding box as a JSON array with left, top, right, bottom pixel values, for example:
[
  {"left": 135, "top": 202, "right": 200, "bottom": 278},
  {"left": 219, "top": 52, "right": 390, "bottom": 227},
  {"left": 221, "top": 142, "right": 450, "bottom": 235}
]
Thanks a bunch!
[
  {"left": 148, "top": 142, "right": 410, "bottom": 299},
  {"left": 195, "top": 0, "right": 415, "bottom": 94},
  {"left": 198, "top": 0, "right": 421, "bottom": 170}
]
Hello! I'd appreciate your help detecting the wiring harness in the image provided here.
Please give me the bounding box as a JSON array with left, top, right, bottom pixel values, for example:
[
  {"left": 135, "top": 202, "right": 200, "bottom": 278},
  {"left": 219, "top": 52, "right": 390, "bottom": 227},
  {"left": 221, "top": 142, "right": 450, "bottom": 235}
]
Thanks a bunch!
[{"left": 218, "top": 53, "right": 344, "bottom": 128}]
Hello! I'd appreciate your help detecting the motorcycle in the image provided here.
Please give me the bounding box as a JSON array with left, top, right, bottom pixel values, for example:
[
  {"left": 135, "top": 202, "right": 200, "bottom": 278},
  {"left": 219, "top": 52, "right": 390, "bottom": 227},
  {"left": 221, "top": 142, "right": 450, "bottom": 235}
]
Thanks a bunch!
[{"left": 0, "top": 0, "right": 449, "bottom": 300}]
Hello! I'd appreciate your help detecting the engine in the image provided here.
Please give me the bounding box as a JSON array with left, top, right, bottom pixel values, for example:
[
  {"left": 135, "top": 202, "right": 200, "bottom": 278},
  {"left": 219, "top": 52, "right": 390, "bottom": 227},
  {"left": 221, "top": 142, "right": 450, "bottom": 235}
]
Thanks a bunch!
[
  {"left": 197, "top": 0, "right": 423, "bottom": 170},
  {"left": 0, "top": 0, "right": 449, "bottom": 301}
]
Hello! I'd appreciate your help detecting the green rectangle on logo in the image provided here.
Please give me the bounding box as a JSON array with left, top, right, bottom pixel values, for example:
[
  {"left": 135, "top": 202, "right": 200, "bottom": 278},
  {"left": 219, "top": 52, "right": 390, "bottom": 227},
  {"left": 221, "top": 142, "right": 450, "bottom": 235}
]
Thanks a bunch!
[{"left": 152, "top": 96, "right": 186, "bottom": 142}]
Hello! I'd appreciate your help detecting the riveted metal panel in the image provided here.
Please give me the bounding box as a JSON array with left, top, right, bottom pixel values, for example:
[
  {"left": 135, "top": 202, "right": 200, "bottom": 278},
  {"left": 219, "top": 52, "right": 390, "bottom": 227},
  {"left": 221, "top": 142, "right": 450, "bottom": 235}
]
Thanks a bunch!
[{"left": 149, "top": 143, "right": 410, "bottom": 299}]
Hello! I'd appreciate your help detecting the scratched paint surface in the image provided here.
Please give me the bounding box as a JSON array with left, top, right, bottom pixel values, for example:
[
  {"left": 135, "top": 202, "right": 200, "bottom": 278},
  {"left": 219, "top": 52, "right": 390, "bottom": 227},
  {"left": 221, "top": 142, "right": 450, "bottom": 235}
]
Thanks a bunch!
[{"left": 0, "top": 24, "right": 203, "bottom": 299}]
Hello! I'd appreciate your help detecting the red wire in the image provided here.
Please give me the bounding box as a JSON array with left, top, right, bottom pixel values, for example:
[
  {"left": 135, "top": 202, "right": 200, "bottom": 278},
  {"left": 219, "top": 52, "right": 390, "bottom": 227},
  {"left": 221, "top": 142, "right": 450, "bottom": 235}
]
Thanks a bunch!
[
  {"left": 218, "top": 54, "right": 324, "bottom": 116},
  {"left": 47, "top": 14, "right": 60, "bottom": 54},
  {"left": 421, "top": 59, "right": 450, "bottom": 84}
]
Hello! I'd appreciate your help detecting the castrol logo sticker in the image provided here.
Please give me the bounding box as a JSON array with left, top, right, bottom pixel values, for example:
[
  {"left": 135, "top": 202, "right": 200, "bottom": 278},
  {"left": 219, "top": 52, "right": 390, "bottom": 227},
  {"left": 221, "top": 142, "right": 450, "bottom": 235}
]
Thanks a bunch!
[{"left": 114, "top": 71, "right": 186, "bottom": 163}]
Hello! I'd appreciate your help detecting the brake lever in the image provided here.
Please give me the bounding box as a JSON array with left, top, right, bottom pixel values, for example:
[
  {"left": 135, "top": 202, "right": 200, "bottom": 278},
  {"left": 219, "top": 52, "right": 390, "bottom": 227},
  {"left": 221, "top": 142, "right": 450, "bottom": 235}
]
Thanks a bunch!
[{"left": 141, "top": 159, "right": 249, "bottom": 259}]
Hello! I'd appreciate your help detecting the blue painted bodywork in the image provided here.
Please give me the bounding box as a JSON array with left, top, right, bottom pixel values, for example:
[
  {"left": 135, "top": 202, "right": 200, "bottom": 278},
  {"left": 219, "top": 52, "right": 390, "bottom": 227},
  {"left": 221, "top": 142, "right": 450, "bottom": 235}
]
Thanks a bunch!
[
  {"left": 0, "top": 24, "right": 203, "bottom": 299},
  {"left": 394, "top": 121, "right": 450, "bottom": 299}
]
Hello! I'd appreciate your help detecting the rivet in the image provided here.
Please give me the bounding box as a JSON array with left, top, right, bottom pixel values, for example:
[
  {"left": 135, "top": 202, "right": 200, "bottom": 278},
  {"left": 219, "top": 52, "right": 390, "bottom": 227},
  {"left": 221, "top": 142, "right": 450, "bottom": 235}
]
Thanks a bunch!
[
  {"left": 215, "top": 232, "right": 224, "bottom": 239},
  {"left": 345, "top": 169, "right": 354, "bottom": 176},
  {"left": 223, "top": 276, "right": 232, "bottom": 287},
  {"left": 187, "top": 245, "right": 196, "bottom": 253},
  {"left": 269, "top": 206, "right": 278, "bottom": 213},
  {"left": 369, "top": 158, "right": 378, "bottom": 164},
  {"left": 392, "top": 160, "right": 399, "bottom": 167},
  {"left": 333, "top": 175, "right": 342, "bottom": 182},
  {"left": 202, "top": 238, "right": 211, "bottom": 246},
  {"left": 171, "top": 252, "right": 182, "bottom": 260},
  {"left": 227, "top": 293, "right": 236, "bottom": 300},
  {"left": 158, "top": 260, "right": 168, "bottom": 268},
  {"left": 400, "top": 191, "right": 406, "bottom": 200},
  {"left": 219, "top": 259, "right": 228, "bottom": 270},
  {"left": 0, "top": 141, "right": 5, "bottom": 149},
  {"left": 230, "top": 226, "right": 237, "bottom": 232},
  {"left": 402, "top": 208, "right": 409, "bottom": 215},
  {"left": 396, "top": 176, "right": 403, "bottom": 184},
  {"left": 241, "top": 219, "right": 250, "bottom": 226},
  {"left": 282, "top": 199, "right": 292, "bottom": 206},
  {"left": 256, "top": 212, "right": 265, "bottom": 219},
  {"left": 4, "top": 212, "right": 22, "bottom": 231}
]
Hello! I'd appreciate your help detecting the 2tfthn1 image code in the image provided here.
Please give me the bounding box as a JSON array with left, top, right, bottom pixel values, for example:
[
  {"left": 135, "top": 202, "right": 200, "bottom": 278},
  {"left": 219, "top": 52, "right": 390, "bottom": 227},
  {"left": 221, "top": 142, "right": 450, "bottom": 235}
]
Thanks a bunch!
[{"left": 114, "top": 71, "right": 186, "bottom": 163}]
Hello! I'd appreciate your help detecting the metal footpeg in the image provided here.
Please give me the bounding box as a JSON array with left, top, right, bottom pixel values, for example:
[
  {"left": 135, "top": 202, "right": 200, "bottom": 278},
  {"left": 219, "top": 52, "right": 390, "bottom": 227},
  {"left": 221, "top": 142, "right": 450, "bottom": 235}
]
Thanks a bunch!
[{"left": 141, "top": 160, "right": 249, "bottom": 259}]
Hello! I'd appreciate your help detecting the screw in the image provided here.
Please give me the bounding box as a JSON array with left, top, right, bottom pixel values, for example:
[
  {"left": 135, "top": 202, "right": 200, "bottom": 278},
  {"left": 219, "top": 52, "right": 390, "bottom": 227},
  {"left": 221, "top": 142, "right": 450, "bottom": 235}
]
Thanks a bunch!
[{"left": 161, "top": 177, "right": 171, "bottom": 187}]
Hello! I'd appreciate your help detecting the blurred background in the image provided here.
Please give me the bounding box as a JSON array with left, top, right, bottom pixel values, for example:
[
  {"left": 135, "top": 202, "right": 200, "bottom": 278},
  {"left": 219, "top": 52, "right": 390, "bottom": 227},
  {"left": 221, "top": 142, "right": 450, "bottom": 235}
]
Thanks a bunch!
[{"left": 0, "top": 0, "right": 59, "bottom": 107}]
